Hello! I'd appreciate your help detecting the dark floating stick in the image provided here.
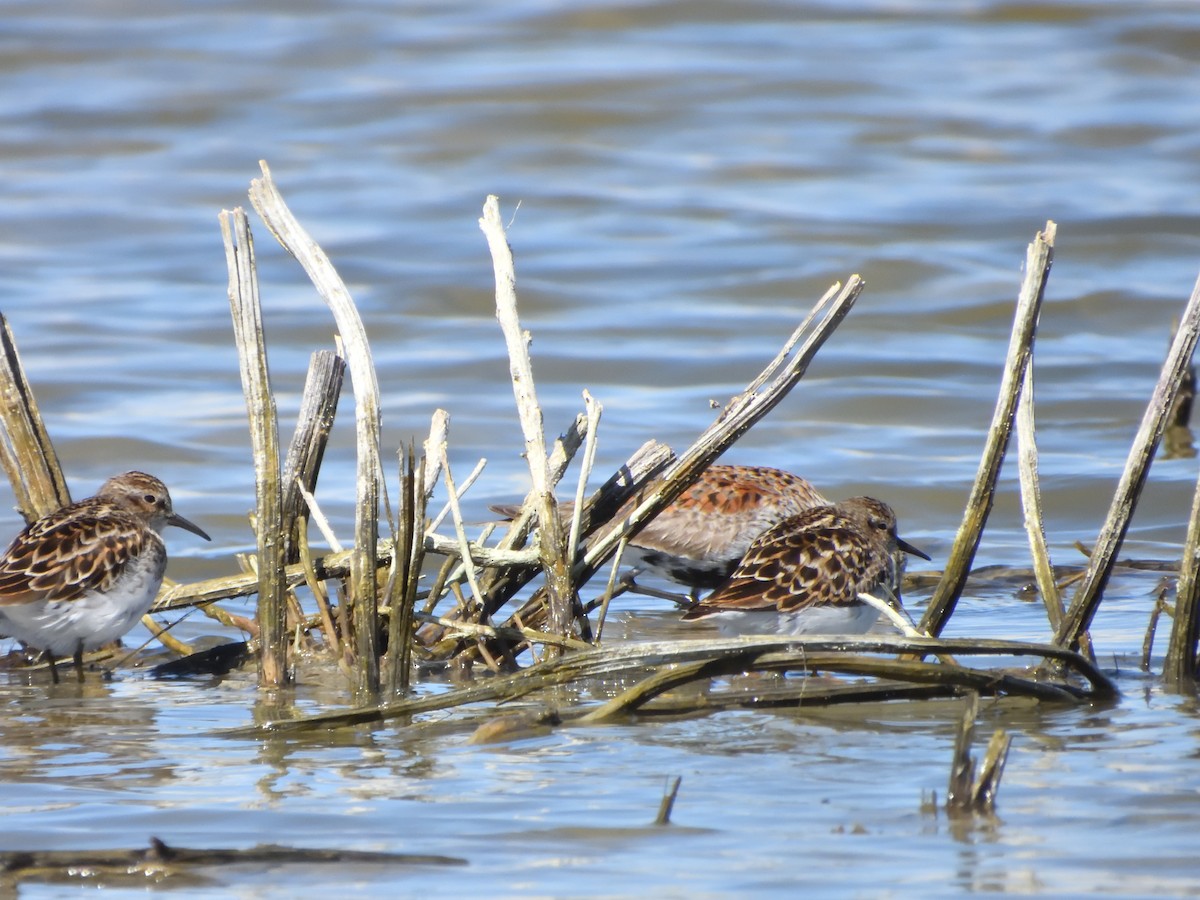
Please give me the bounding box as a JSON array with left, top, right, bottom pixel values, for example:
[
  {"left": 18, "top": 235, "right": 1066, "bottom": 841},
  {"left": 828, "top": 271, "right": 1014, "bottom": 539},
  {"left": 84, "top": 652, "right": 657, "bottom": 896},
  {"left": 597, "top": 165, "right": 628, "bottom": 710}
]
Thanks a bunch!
[{"left": 0, "top": 836, "right": 465, "bottom": 884}]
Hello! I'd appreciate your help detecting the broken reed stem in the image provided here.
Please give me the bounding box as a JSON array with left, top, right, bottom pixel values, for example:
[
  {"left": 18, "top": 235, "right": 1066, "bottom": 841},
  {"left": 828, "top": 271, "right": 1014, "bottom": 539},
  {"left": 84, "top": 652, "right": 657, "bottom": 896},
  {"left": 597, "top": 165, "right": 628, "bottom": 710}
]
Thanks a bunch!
[
  {"left": 479, "top": 195, "right": 575, "bottom": 649},
  {"left": 281, "top": 350, "right": 346, "bottom": 563},
  {"left": 1055, "top": 269, "right": 1200, "bottom": 652},
  {"left": 249, "top": 160, "right": 383, "bottom": 700},
  {"left": 921, "top": 221, "right": 1056, "bottom": 636},
  {"left": 567, "top": 390, "right": 603, "bottom": 567},
  {"left": 220, "top": 207, "right": 288, "bottom": 687},
  {"left": 280, "top": 350, "right": 346, "bottom": 652},
  {"left": 1016, "top": 365, "right": 1068, "bottom": 634},
  {"left": 1165, "top": 417, "right": 1200, "bottom": 685},
  {"left": 946, "top": 692, "right": 978, "bottom": 810},
  {"left": 946, "top": 693, "right": 1011, "bottom": 816},
  {"left": 386, "top": 445, "right": 425, "bottom": 694},
  {"left": 654, "top": 777, "right": 682, "bottom": 826},
  {"left": 0, "top": 313, "right": 70, "bottom": 521}
]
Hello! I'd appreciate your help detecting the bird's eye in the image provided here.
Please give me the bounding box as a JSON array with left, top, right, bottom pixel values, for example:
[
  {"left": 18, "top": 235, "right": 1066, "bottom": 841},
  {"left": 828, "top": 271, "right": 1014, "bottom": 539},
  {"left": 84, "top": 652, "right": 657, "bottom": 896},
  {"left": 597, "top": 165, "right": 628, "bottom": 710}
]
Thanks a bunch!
[{"left": 144, "top": 493, "right": 157, "bottom": 503}]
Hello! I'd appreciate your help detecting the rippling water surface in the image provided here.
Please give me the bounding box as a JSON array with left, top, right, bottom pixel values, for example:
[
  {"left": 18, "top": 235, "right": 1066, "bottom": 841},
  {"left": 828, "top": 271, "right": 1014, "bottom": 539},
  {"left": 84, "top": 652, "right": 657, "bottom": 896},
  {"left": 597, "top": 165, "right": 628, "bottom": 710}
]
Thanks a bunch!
[{"left": 2, "top": 1, "right": 1200, "bottom": 895}]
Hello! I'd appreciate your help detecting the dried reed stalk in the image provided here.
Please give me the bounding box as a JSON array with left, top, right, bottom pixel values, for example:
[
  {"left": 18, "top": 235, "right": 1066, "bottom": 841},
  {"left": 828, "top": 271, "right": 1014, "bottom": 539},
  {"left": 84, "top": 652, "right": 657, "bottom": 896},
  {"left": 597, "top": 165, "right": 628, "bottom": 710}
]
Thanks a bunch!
[
  {"left": 281, "top": 349, "right": 345, "bottom": 563},
  {"left": 478, "top": 196, "right": 576, "bottom": 649},
  {"left": 1055, "top": 269, "right": 1200, "bottom": 652},
  {"left": 1016, "top": 365, "right": 1068, "bottom": 635},
  {"left": 220, "top": 207, "right": 288, "bottom": 686},
  {"left": 921, "top": 222, "right": 1055, "bottom": 636},
  {"left": 0, "top": 313, "right": 69, "bottom": 520},
  {"left": 1166, "top": 351, "right": 1200, "bottom": 684},
  {"left": 385, "top": 444, "right": 426, "bottom": 694},
  {"left": 248, "top": 161, "right": 383, "bottom": 699}
]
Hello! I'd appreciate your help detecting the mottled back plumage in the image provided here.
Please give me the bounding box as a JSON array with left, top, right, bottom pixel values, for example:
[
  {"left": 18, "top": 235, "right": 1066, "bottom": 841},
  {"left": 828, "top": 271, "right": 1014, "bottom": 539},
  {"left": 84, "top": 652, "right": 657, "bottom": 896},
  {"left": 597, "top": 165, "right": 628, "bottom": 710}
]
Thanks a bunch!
[
  {"left": 491, "top": 464, "right": 827, "bottom": 590},
  {"left": 0, "top": 471, "right": 210, "bottom": 678},
  {"left": 682, "top": 496, "right": 930, "bottom": 634}
]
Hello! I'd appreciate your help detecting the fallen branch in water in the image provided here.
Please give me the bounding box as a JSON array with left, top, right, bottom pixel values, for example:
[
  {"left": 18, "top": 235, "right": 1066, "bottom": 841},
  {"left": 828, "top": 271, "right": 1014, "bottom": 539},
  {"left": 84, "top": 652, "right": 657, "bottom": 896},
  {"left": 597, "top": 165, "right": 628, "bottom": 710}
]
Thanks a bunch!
[{"left": 218, "top": 634, "right": 1115, "bottom": 738}]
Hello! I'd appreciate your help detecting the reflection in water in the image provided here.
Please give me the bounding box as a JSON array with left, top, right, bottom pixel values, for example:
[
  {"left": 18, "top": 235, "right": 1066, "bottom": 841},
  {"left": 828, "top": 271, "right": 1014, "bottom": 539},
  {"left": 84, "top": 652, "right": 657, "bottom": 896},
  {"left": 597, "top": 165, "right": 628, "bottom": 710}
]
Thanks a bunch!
[{"left": 0, "top": 679, "right": 168, "bottom": 789}]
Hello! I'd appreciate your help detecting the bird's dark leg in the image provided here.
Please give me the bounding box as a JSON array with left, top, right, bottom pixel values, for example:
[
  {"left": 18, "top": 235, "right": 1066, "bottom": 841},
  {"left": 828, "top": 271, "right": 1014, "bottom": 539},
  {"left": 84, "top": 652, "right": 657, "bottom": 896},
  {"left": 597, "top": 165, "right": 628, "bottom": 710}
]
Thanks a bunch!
[
  {"left": 42, "top": 650, "right": 60, "bottom": 685},
  {"left": 73, "top": 643, "right": 85, "bottom": 682}
]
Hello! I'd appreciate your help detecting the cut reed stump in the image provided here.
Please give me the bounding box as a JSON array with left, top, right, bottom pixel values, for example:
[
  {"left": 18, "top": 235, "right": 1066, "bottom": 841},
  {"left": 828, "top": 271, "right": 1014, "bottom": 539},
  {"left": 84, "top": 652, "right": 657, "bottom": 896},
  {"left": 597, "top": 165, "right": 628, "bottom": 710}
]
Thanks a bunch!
[{"left": 221, "top": 207, "right": 288, "bottom": 687}]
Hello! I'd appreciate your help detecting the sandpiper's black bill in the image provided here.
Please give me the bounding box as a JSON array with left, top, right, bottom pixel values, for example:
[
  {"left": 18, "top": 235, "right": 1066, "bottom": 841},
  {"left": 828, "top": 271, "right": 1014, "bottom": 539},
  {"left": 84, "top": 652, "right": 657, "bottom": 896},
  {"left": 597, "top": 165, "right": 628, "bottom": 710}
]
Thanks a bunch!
[
  {"left": 168, "top": 513, "right": 212, "bottom": 542},
  {"left": 897, "top": 537, "right": 931, "bottom": 561}
]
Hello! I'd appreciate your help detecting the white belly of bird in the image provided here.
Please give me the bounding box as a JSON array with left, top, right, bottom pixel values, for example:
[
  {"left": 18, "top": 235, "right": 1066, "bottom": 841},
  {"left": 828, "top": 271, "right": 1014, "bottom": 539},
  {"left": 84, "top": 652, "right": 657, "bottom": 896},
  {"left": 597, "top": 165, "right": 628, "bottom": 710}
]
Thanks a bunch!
[
  {"left": 703, "top": 602, "right": 882, "bottom": 637},
  {"left": 0, "top": 552, "right": 164, "bottom": 657}
]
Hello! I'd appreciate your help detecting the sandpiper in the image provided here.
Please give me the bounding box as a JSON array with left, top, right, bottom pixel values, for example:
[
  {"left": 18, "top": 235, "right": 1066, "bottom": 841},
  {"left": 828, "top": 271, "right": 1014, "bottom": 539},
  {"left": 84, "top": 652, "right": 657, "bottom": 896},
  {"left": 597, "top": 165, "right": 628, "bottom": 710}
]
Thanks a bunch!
[
  {"left": 681, "top": 496, "right": 930, "bottom": 636},
  {"left": 0, "top": 471, "right": 210, "bottom": 681},
  {"left": 492, "top": 464, "right": 827, "bottom": 596}
]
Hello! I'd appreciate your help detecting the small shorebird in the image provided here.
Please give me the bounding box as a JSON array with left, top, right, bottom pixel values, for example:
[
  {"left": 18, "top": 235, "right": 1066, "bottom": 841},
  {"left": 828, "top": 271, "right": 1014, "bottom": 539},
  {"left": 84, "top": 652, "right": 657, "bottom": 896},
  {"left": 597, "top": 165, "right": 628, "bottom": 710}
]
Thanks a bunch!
[
  {"left": 0, "top": 471, "right": 210, "bottom": 682},
  {"left": 492, "top": 464, "right": 828, "bottom": 597},
  {"left": 681, "top": 496, "right": 930, "bottom": 636}
]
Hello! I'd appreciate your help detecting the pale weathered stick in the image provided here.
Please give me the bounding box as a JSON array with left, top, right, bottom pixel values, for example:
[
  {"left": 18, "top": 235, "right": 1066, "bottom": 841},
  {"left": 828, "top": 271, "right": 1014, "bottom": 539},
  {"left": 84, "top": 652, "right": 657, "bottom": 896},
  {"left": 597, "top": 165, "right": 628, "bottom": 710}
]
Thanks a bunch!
[
  {"left": 0, "top": 313, "right": 70, "bottom": 521},
  {"left": 1055, "top": 269, "right": 1200, "bottom": 651},
  {"left": 1016, "top": 365, "right": 1065, "bottom": 632},
  {"left": 479, "top": 195, "right": 574, "bottom": 645},
  {"left": 248, "top": 160, "right": 382, "bottom": 699},
  {"left": 921, "top": 222, "right": 1056, "bottom": 636},
  {"left": 421, "top": 409, "right": 448, "bottom": 501},
  {"left": 428, "top": 457, "right": 486, "bottom": 533},
  {"left": 439, "top": 445, "right": 486, "bottom": 609},
  {"left": 220, "top": 208, "right": 288, "bottom": 686},
  {"left": 566, "top": 390, "right": 602, "bottom": 567}
]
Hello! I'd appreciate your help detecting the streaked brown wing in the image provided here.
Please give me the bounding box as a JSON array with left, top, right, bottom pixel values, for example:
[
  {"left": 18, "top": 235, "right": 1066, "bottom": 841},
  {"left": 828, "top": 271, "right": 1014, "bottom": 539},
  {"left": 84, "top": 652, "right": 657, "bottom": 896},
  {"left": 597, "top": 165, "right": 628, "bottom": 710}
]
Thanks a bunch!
[
  {"left": 0, "top": 506, "right": 145, "bottom": 605},
  {"left": 683, "top": 509, "right": 890, "bottom": 618}
]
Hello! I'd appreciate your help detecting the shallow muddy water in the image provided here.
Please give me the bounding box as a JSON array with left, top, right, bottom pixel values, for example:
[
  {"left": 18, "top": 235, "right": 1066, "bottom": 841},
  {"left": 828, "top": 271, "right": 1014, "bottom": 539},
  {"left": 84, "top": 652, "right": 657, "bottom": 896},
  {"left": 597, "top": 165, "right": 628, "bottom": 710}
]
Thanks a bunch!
[{"left": 2, "top": 1, "right": 1200, "bottom": 896}]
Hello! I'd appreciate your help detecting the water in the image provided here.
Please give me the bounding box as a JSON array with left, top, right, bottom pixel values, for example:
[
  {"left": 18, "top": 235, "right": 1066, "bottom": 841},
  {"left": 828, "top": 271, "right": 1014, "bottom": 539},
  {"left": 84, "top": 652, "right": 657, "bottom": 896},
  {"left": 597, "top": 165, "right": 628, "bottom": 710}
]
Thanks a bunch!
[{"left": 2, "top": 0, "right": 1200, "bottom": 894}]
